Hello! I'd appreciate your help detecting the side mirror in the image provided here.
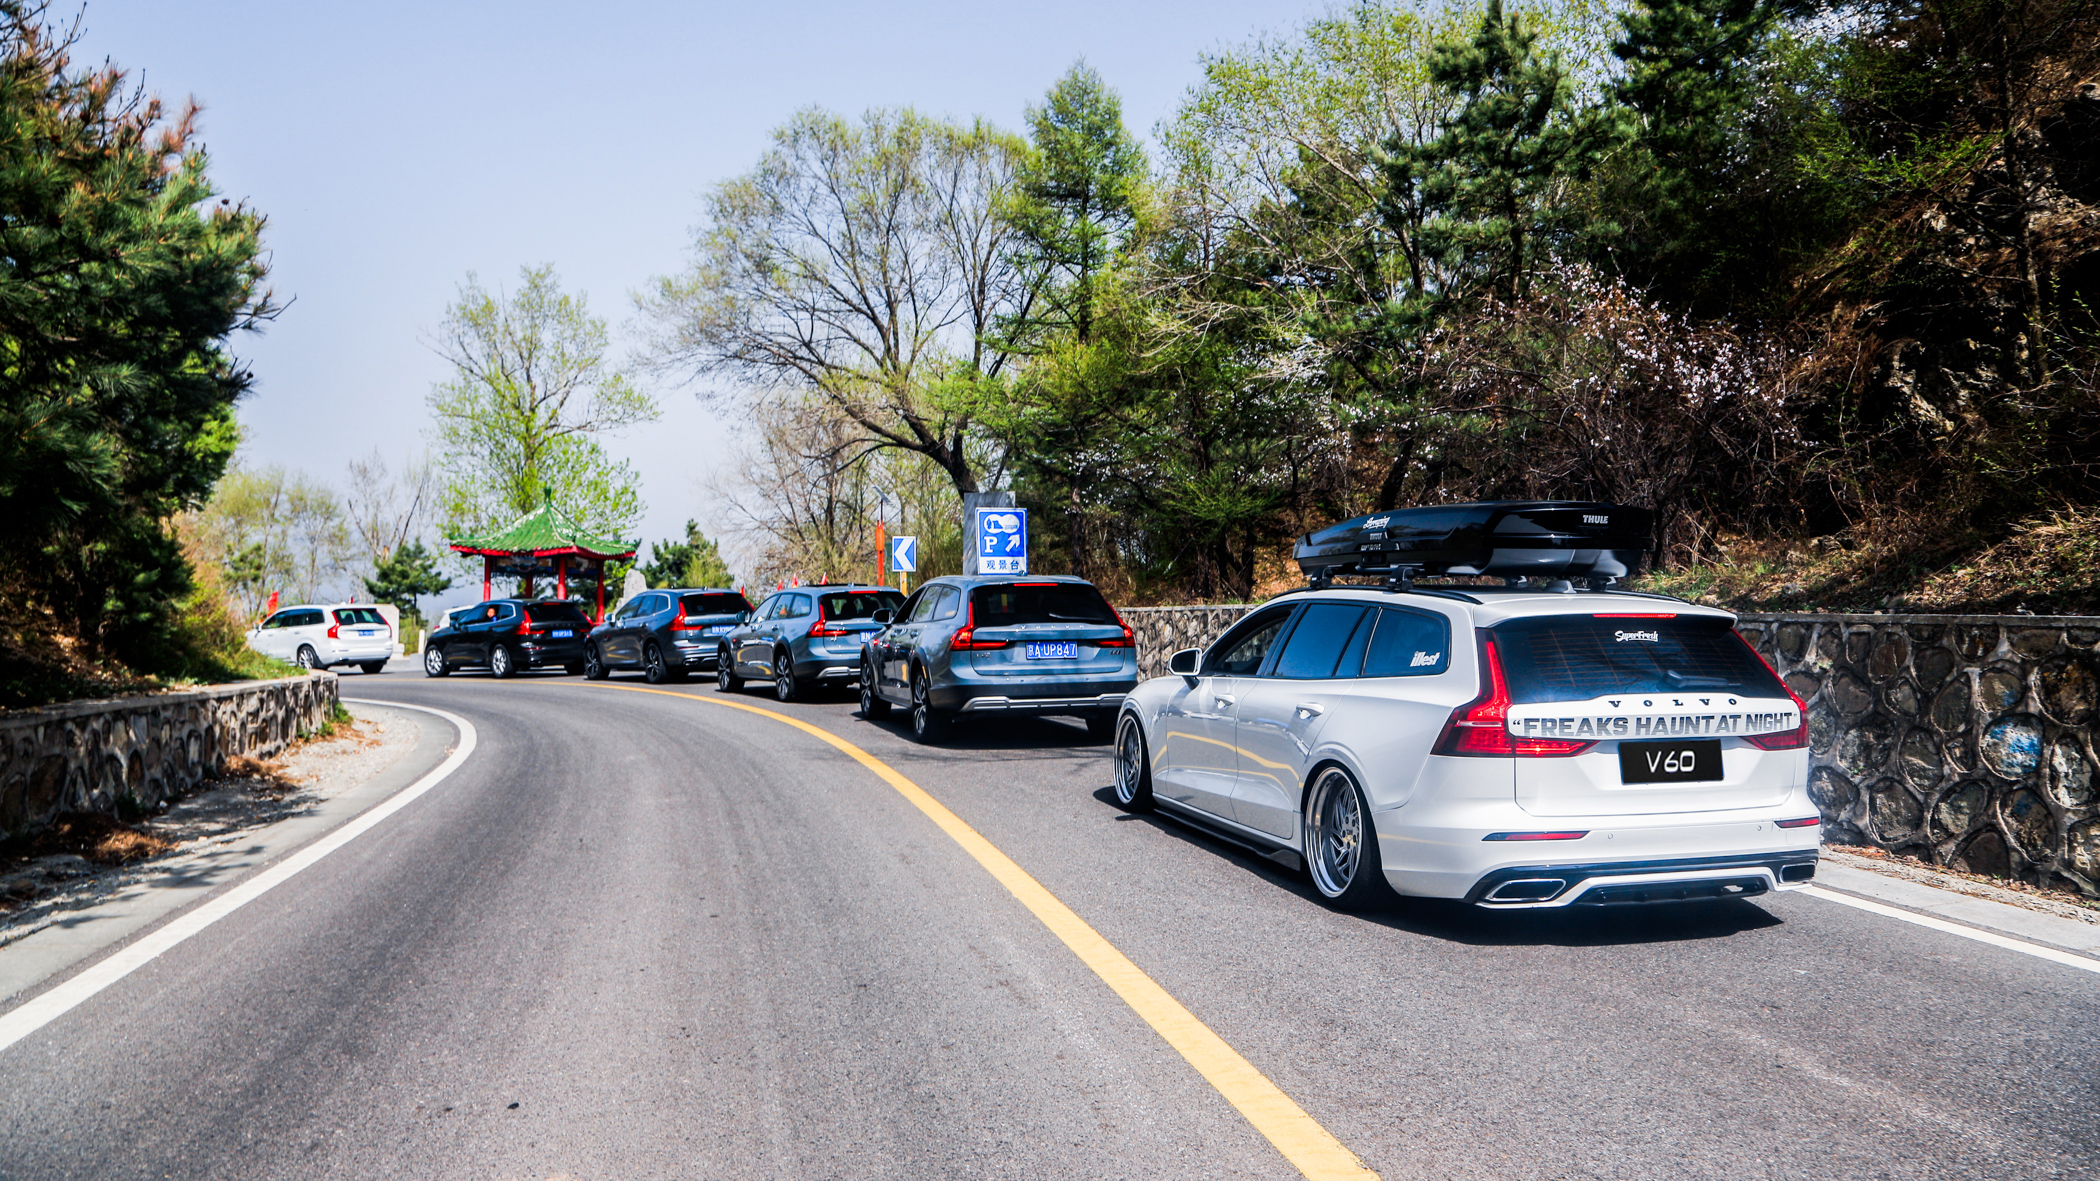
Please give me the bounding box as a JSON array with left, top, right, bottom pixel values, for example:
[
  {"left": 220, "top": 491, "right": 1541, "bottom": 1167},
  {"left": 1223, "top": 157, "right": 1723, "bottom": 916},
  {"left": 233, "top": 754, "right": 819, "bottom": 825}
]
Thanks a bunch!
[
  {"left": 872, "top": 608, "right": 894, "bottom": 625},
  {"left": 738, "top": 610, "right": 753, "bottom": 623},
  {"left": 1168, "top": 648, "right": 1201, "bottom": 682}
]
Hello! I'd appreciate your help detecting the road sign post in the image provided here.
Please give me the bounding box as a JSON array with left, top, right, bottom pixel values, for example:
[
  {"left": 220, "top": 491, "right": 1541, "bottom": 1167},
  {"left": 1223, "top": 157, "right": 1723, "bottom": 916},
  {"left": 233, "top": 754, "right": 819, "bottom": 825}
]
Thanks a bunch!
[{"left": 974, "top": 508, "right": 1028, "bottom": 576}]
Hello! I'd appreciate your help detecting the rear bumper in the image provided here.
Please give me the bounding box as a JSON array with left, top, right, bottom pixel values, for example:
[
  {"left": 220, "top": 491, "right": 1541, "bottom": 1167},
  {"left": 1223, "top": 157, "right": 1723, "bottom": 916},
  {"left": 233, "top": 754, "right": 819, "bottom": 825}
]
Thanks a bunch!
[
  {"left": 1464, "top": 850, "right": 1819, "bottom": 908},
  {"left": 952, "top": 690, "right": 1132, "bottom": 716},
  {"left": 518, "top": 640, "right": 587, "bottom": 666},
  {"left": 670, "top": 638, "right": 724, "bottom": 668}
]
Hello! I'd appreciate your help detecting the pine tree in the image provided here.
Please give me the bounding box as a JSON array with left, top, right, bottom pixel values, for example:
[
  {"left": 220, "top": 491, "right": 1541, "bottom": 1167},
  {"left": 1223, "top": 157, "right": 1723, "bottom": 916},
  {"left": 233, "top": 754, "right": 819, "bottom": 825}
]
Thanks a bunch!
[
  {"left": 1379, "top": 0, "right": 1627, "bottom": 306},
  {"left": 0, "top": 4, "right": 274, "bottom": 667},
  {"left": 363, "top": 541, "right": 453, "bottom": 623}
]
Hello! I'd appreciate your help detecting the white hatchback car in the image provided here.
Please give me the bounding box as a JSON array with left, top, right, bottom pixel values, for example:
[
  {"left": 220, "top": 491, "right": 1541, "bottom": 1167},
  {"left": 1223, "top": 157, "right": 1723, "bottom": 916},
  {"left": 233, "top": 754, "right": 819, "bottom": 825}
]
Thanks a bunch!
[
  {"left": 247, "top": 603, "right": 394, "bottom": 674},
  {"left": 1113, "top": 504, "right": 1819, "bottom": 909}
]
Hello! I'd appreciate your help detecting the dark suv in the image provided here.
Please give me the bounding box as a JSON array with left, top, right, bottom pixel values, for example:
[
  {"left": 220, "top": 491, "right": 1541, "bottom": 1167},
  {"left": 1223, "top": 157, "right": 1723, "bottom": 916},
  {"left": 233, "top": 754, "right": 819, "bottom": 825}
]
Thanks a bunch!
[
  {"left": 423, "top": 599, "right": 591, "bottom": 678},
  {"left": 717, "top": 584, "right": 904, "bottom": 701},
  {"left": 585, "top": 587, "right": 754, "bottom": 683}
]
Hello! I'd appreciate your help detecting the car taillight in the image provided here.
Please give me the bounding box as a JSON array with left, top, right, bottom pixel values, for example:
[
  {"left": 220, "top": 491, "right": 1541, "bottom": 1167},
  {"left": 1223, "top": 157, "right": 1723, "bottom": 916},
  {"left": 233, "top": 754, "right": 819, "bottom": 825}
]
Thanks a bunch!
[
  {"left": 1098, "top": 604, "right": 1135, "bottom": 648},
  {"left": 1433, "top": 634, "right": 1594, "bottom": 758},
  {"left": 327, "top": 621, "right": 340, "bottom": 639},
  {"left": 671, "top": 616, "right": 700, "bottom": 631},
  {"left": 1741, "top": 639, "right": 1810, "bottom": 750},
  {"left": 950, "top": 601, "right": 1007, "bottom": 650},
  {"left": 807, "top": 606, "right": 851, "bottom": 637}
]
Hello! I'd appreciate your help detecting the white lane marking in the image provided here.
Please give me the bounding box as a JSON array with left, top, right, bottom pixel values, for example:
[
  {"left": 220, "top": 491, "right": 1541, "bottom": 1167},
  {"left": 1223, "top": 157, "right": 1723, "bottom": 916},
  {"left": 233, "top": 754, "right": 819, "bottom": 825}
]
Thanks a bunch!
[
  {"left": 1802, "top": 885, "right": 2100, "bottom": 975},
  {"left": 0, "top": 700, "right": 478, "bottom": 1054}
]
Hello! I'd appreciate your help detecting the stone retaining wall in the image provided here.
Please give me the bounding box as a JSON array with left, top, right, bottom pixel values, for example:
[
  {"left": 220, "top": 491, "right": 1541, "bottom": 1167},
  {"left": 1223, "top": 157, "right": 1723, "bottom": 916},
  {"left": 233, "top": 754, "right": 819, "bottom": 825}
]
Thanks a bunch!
[
  {"left": 0, "top": 673, "right": 339, "bottom": 837},
  {"left": 1126, "top": 603, "right": 2100, "bottom": 894}
]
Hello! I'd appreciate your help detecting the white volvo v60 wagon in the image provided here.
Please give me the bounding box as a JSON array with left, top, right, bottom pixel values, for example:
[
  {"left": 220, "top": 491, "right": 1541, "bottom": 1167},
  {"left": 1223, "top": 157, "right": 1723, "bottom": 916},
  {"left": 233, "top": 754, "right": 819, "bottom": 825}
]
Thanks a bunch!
[{"left": 1112, "top": 503, "right": 1820, "bottom": 909}]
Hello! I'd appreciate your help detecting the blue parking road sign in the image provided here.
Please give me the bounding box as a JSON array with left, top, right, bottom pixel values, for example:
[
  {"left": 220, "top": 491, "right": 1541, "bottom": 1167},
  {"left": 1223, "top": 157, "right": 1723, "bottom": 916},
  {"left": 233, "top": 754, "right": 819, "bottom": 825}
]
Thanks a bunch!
[
  {"left": 889, "top": 536, "right": 918, "bottom": 573},
  {"left": 974, "top": 508, "right": 1027, "bottom": 576}
]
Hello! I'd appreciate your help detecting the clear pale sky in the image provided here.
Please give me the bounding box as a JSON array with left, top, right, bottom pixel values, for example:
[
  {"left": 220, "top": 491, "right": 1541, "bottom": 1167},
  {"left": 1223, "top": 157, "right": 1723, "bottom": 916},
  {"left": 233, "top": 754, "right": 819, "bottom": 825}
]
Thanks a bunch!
[{"left": 73, "top": 0, "right": 1330, "bottom": 598}]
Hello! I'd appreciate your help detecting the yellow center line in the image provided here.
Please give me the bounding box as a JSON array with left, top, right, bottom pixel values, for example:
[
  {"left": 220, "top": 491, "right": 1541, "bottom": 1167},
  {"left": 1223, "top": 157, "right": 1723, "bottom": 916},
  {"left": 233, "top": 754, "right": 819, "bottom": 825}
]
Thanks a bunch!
[{"left": 570, "top": 680, "right": 1378, "bottom": 1181}]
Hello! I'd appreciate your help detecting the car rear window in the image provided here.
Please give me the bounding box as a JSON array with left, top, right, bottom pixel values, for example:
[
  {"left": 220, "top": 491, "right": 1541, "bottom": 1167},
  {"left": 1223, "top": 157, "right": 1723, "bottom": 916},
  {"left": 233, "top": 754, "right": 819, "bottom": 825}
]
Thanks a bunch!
[
  {"left": 334, "top": 607, "right": 386, "bottom": 626},
  {"left": 1492, "top": 616, "right": 1784, "bottom": 704},
  {"left": 969, "top": 582, "right": 1117, "bottom": 627},
  {"left": 681, "top": 593, "right": 751, "bottom": 617},
  {"left": 819, "top": 591, "right": 904, "bottom": 620},
  {"left": 524, "top": 602, "right": 590, "bottom": 623}
]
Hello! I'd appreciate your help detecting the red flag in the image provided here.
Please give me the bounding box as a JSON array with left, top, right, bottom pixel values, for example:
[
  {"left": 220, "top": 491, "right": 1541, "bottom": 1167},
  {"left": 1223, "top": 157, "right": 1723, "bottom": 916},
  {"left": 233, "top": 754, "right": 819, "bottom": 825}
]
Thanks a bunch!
[{"left": 264, "top": 590, "right": 279, "bottom": 617}]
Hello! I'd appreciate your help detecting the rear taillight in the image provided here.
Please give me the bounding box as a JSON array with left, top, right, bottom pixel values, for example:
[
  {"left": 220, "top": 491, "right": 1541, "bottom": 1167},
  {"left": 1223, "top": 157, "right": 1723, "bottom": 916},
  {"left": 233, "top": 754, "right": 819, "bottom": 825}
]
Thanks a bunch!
[
  {"left": 1741, "top": 639, "right": 1810, "bottom": 750},
  {"left": 950, "top": 601, "right": 1007, "bottom": 650},
  {"left": 807, "top": 606, "right": 850, "bottom": 637},
  {"left": 1433, "top": 634, "right": 1593, "bottom": 758},
  {"left": 671, "top": 616, "right": 701, "bottom": 632},
  {"left": 327, "top": 621, "right": 340, "bottom": 639},
  {"left": 1098, "top": 604, "right": 1135, "bottom": 648}
]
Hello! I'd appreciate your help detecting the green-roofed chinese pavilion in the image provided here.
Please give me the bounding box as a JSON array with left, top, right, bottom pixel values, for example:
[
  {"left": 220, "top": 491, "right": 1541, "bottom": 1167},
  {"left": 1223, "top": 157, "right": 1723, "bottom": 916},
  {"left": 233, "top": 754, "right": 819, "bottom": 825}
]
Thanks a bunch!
[{"left": 448, "top": 502, "right": 638, "bottom": 622}]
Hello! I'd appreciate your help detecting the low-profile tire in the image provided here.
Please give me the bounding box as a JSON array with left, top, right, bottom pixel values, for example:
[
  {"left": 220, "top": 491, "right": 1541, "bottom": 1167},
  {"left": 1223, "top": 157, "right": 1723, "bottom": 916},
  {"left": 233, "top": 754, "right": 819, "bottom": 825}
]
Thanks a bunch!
[
  {"left": 910, "top": 667, "right": 950, "bottom": 744},
  {"left": 859, "top": 661, "right": 892, "bottom": 719},
  {"left": 642, "top": 642, "right": 670, "bottom": 685},
  {"left": 1305, "top": 765, "right": 1390, "bottom": 909},
  {"left": 716, "top": 647, "right": 744, "bottom": 692},
  {"left": 1084, "top": 714, "right": 1116, "bottom": 743},
  {"left": 422, "top": 645, "right": 449, "bottom": 677},
  {"left": 583, "top": 644, "right": 609, "bottom": 681},
  {"left": 774, "top": 648, "right": 802, "bottom": 702},
  {"left": 1113, "top": 713, "right": 1155, "bottom": 813},
  {"left": 295, "top": 645, "right": 321, "bottom": 671},
  {"left": 489, "top": 644, "right": 517, "bottom": 679}
]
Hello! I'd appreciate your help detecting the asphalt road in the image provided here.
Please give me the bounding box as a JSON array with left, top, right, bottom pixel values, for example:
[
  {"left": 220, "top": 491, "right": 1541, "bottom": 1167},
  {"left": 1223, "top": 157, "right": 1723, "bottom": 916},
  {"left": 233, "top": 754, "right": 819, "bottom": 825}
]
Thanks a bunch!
[{"left": 3, "top": 665, "right": 2097, "bottom": 1180}]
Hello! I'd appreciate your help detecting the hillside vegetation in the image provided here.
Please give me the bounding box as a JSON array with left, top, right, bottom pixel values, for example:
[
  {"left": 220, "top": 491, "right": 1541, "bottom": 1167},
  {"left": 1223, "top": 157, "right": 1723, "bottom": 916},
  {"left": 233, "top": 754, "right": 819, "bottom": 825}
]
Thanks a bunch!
[{"left": 658, "top": 0, "right": 2100, "bottom": 610}]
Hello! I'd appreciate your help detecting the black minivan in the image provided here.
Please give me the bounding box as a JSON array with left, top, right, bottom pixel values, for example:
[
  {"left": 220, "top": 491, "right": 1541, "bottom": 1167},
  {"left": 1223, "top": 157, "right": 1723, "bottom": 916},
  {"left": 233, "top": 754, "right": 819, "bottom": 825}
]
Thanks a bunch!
[
  {"left": 423, "top": 599, "right": 592, "bottom": 678},
  {"left": 585, "top": 587, "right": 754, "bottom": 683}
]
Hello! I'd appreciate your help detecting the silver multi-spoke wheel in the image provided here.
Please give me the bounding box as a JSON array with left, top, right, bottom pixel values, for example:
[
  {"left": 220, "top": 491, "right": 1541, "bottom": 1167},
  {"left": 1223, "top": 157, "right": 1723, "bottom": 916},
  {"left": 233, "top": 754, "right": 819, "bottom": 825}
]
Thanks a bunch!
[
  {"left": 1306, "top": 766, "right": 1386, "bottom": 907},
  {"left": 774, "top": 649, "right": 799, "bottom": 702},
  {"left": 859, "top": 660, "right": 891, "bottom": 719},
  {"left": 295, "top": 645, "right": 320, "bottom": 670},
  {"left": 489, "top": 644, "right": 515, "bottom": 679},
  {"left": 423, "top": 644, "right": 448, "bottom": 677},
  {"left": 910, "top": 668, "right": 949, "bottom": 743},
  {"left": 1113, "top": 714, "right": 1153, "bottom": 811},
  {"left": 584, "top": 644, "right": 607, "bottom": 680}
]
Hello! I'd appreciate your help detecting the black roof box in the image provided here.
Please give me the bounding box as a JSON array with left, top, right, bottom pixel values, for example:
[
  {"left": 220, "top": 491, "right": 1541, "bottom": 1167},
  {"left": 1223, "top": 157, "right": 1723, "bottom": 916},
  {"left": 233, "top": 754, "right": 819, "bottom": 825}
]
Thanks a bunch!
[{"left": 1294, "top": 502, "right": 1652, "bottom": 583}]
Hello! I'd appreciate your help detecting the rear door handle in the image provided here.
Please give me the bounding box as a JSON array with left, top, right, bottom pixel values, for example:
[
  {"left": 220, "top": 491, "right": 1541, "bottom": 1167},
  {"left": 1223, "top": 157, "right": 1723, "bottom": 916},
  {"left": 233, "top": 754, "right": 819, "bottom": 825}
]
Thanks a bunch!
[
  {"left": 1214, "top": 695, "right": 1236, "bottom": 708},
  {"left": 1295, "top": 702, "right": 1325, "bottom": 718}
]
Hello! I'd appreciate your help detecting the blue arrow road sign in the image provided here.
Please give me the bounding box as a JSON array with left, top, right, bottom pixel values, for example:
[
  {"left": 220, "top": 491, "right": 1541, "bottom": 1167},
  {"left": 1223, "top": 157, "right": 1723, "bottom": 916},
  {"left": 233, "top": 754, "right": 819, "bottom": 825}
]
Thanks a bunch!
[
  {"left": 974, "top": 508, "right": 1027, "bottom": 576},
  {"left": 889, "top": 536, "right": 918, "bottom": 573}
]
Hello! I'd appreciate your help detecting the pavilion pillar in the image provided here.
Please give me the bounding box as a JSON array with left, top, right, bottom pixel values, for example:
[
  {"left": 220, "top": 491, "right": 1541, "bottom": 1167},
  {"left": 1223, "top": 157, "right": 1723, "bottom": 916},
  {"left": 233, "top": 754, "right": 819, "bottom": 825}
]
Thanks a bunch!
[
  {"left": 482, "top": 555, "right": 492, "bottom": 601},
  {"left": 557, "top": 555, "right": 568, "bottom": 600}
]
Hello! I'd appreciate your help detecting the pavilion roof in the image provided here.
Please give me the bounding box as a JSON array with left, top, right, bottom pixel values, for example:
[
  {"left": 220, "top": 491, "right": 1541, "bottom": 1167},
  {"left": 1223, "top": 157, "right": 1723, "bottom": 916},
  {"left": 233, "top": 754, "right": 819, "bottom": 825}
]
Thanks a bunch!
[{"left": 448, "top": 502, "right": 637, "bottom": 561}]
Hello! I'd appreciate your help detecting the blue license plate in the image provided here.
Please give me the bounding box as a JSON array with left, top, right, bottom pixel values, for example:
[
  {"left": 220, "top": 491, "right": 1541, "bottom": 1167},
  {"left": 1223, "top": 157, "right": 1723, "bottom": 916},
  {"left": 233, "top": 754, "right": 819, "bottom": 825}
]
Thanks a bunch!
[
  {"left": 552, "top": 629, "right": 574, "bottom": 638},
  {"left": 707, "top": 624, "right": 733, "bottom": 635},
  {"left": 356, "top": 629, "right": 378, "bottom": 637},
  {"left": 1025, "top": 641, "right": 1079, "bottom": 660}
]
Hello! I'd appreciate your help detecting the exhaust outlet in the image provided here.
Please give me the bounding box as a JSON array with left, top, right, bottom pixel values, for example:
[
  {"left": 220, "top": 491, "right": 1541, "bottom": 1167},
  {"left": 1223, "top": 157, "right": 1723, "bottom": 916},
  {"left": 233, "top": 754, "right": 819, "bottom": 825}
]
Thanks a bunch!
[
  {"left": 1780, "top": 863, "right": 1816, "bottom": 883},
  {"left": 1485, "top": 878, "right": 1568, "bottom": 903}
]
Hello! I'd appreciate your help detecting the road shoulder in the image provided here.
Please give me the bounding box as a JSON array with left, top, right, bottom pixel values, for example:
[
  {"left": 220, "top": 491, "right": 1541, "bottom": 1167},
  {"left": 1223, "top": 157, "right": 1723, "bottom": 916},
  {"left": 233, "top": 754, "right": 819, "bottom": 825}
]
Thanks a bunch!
[
  {"left": 1812, "top": 849, "right": 2100, "bottom": 960},
  {"left": 0, "top": 702, "right": 457, "bottom": 1008}
]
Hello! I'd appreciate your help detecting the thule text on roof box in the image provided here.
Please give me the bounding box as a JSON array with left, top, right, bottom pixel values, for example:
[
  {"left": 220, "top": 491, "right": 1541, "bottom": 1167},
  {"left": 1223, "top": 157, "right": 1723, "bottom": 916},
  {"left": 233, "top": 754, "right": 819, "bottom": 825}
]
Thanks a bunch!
[{"left": 1294, "top": 502, "right": 1652, "bottom": 586}]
